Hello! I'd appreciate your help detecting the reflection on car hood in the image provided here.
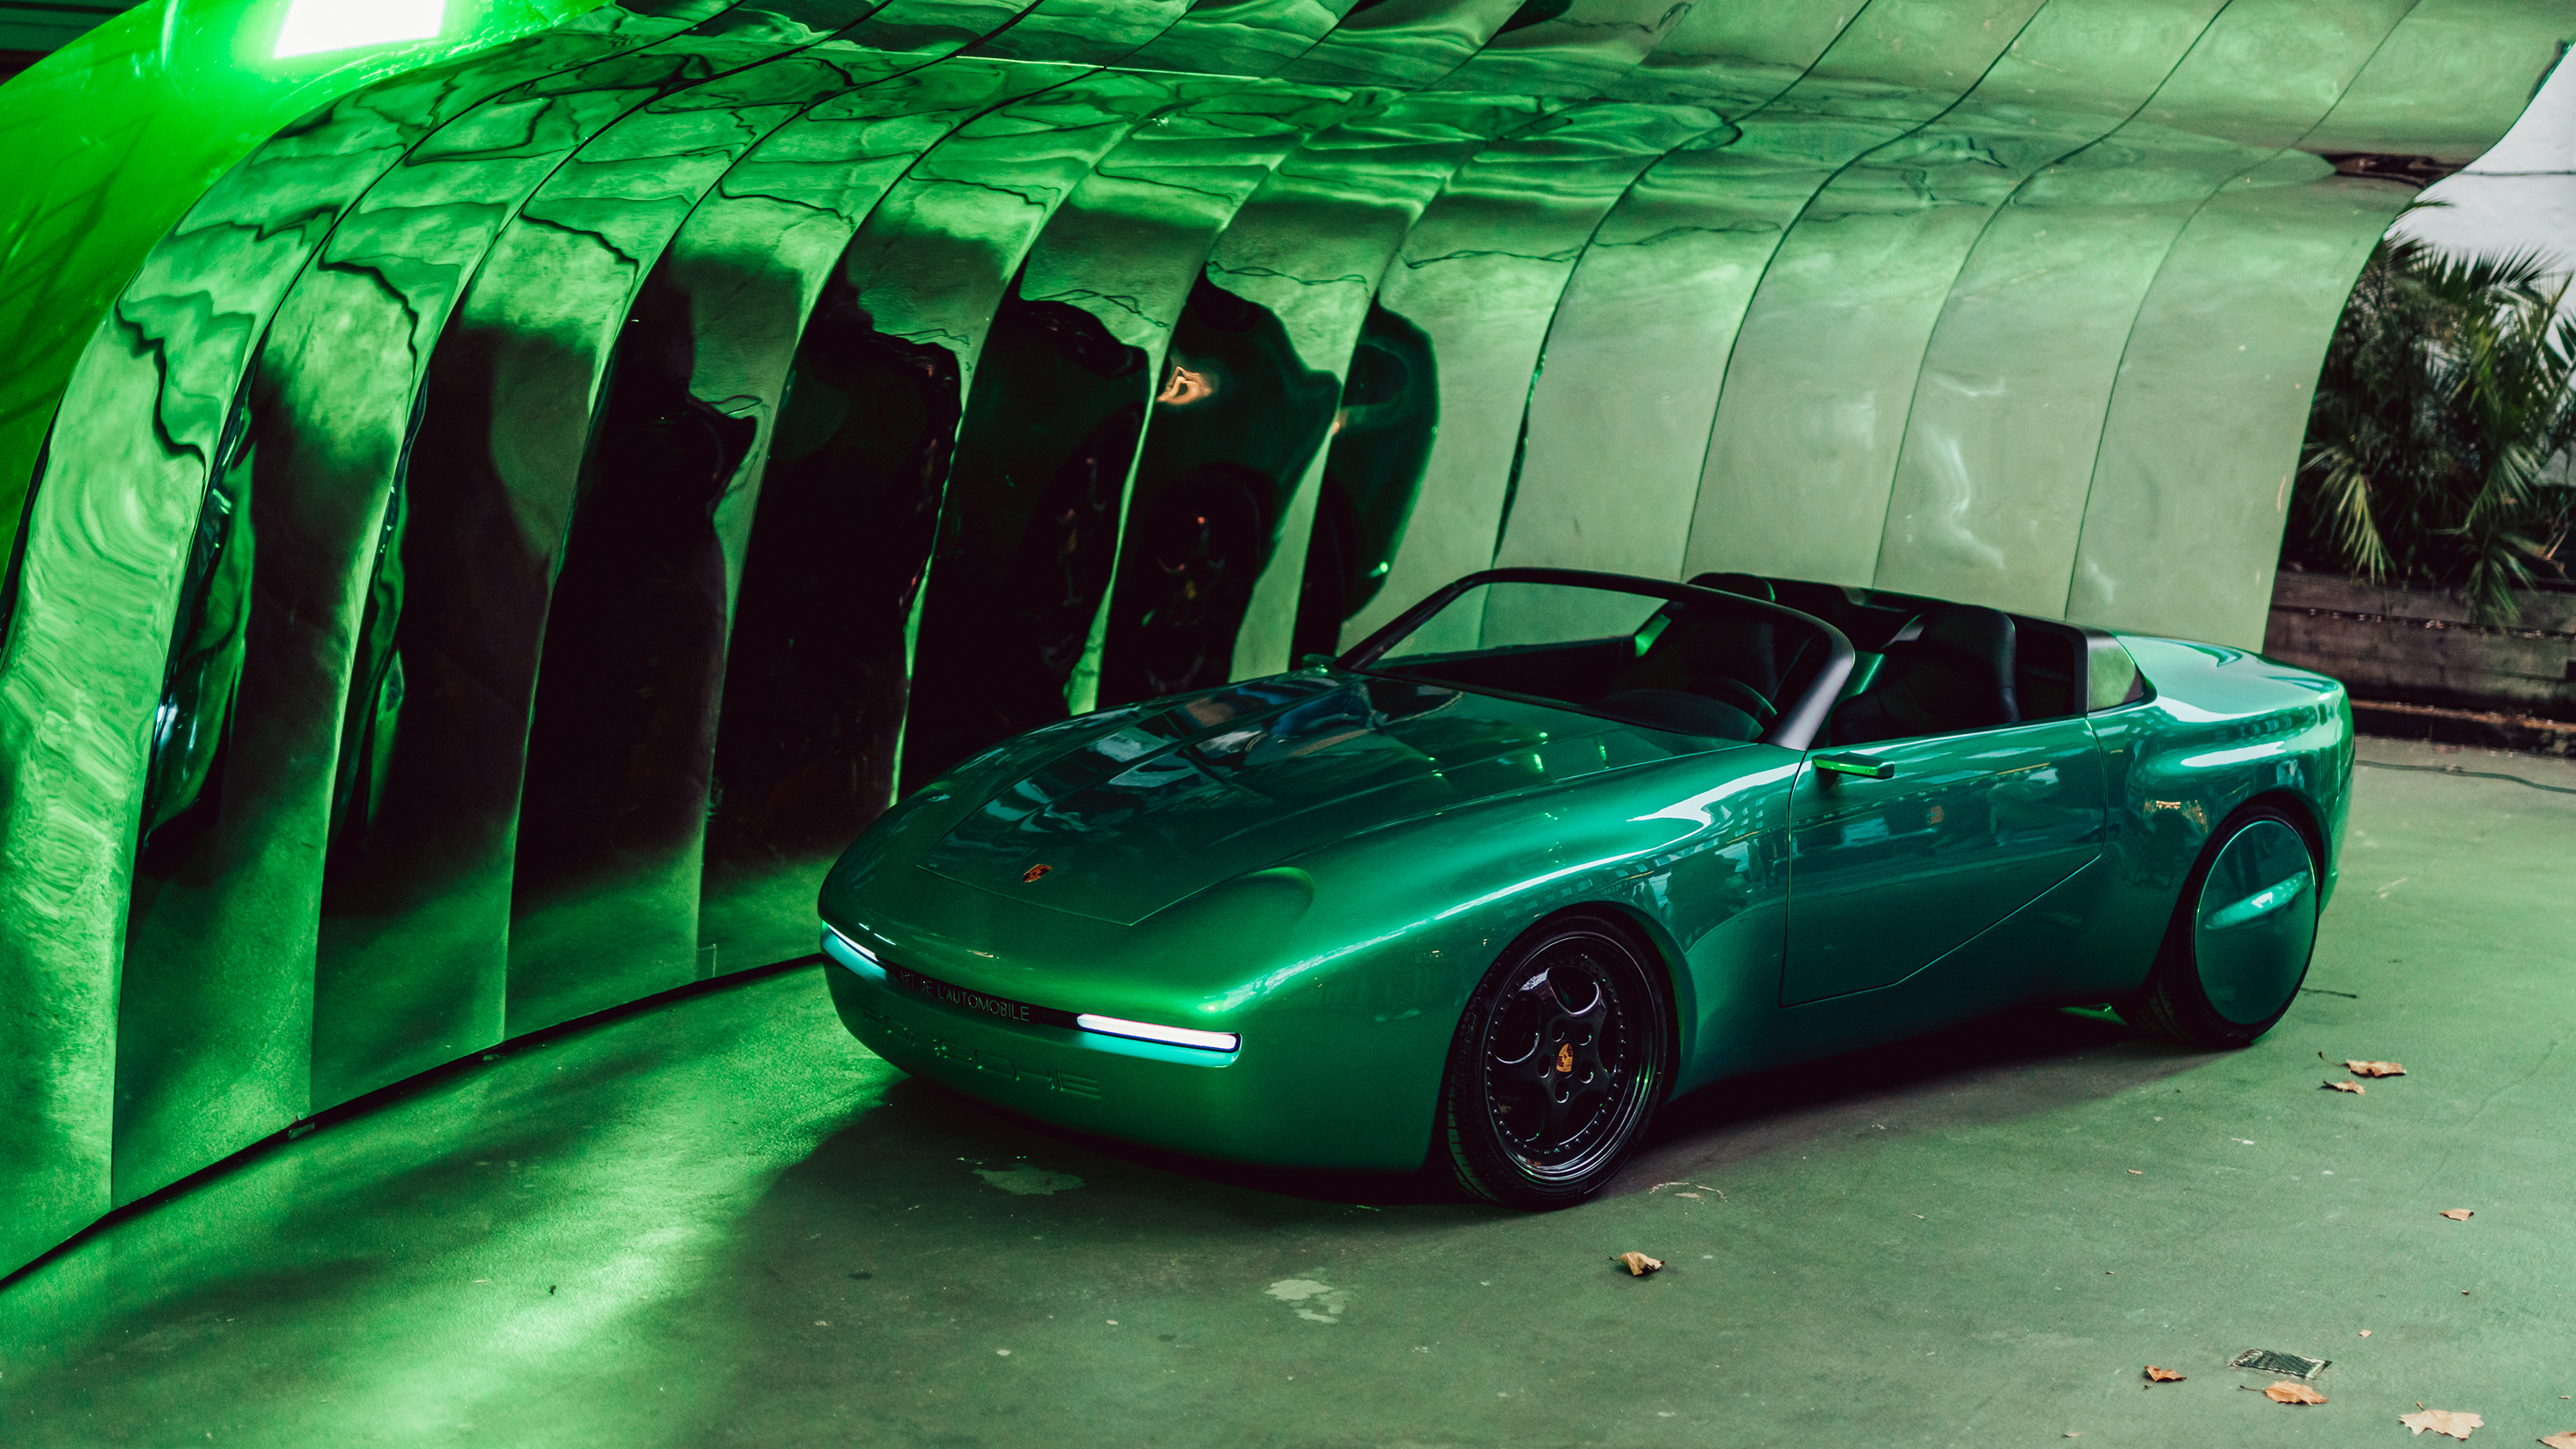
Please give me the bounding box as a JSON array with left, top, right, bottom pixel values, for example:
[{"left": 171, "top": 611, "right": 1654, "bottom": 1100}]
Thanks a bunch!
[{"left": 919, "top": 674, "right": 1743, "bottom": 924}]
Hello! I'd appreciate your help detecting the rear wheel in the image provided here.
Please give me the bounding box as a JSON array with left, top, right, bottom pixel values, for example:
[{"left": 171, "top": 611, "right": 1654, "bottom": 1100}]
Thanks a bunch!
[
  {"left": 1441, "top": 916, "right": 1668, "bottom": 1209},
  {"left": 2118, "top": 803, "right": 2320, "bottom": 1047}
]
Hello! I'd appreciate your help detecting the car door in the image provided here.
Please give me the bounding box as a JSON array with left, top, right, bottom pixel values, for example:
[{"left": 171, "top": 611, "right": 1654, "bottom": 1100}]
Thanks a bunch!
[{"left": 1780, "top": 715, "right": 2106, "bottom": 1005}]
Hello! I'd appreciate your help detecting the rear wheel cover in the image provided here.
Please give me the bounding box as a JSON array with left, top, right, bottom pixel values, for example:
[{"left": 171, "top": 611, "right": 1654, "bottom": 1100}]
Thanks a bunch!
[
  {"left": 2192, "top": 816, "right": 2318, "bottom": 1026},
  {"left": 1444, "top": 919, "right": 1665, "bottom": 1208},
  {"left": 2119, "top": 803, "right": 2320, "bottom": 1047}
]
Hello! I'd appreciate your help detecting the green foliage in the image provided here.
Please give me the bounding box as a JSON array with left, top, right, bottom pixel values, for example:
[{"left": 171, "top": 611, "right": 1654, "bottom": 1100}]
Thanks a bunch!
[{"left": 2291, "top": 235, "right": 2576, "bottom": 624}]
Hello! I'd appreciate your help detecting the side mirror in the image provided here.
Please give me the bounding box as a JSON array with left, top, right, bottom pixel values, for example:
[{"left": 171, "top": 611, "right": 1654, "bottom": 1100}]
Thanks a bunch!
[{"left": 1299, "top": 652, "right": 1340, "bottom": 670}]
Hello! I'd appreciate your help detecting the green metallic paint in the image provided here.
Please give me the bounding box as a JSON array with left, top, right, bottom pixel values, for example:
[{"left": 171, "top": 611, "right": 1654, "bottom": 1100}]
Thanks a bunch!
[
  {"left": 1782, "top": 712, "right": 2105, "bottom": 1007},
  {"left": 818, "top": 572, "right": 2351, "bottom": 1172},
  {"left": 825, "top": 706, "right": 1787, "bottom": 1169}
]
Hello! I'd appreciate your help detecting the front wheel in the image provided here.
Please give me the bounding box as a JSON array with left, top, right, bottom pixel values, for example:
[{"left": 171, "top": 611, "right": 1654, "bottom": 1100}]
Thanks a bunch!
[
  {"left": 1440, "top": 916, "right": 1668, "bottom": 1209},
  {"left": 2118, "top": 803, "right": 2321, "bottom": 1047}
]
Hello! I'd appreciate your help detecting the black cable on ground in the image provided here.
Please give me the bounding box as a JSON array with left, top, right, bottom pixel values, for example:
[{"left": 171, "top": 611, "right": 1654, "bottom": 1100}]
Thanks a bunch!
[{"left": 2358, "top": 758, "right": 2576, "bottom": 796}]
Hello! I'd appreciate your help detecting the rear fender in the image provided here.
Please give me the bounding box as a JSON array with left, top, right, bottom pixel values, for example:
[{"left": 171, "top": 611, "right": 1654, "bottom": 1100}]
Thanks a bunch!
[{"left": 2081, "top": 638, "right": 2353, "bottom": 993}]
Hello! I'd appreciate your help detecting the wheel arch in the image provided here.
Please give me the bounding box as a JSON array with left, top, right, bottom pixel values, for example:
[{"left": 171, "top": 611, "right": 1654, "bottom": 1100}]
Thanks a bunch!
[
  {"left": 2117, "top": 786, "right": 2326, "bottom": 1048},
  {"left": 1542, "top": 900, "right": 1694, "bottom": 1106},
  {"left": 2239, "top": 787, "right": 2328, "bottom": 877}
]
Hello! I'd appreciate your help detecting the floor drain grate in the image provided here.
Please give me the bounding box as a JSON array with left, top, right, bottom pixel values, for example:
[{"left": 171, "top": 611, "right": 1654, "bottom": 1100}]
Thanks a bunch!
[{"left": 2231, "top": 1349, "right": 2330, "bottom": 1380}]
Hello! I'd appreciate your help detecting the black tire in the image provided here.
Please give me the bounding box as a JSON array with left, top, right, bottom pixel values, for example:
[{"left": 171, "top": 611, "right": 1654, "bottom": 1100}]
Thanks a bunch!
[
  {"left": 1440, "top": 915, "right": 1668, "bottom": 1209},
  {"left": 2117, "top": 802, "right": 2322, "bottom": 1048}
]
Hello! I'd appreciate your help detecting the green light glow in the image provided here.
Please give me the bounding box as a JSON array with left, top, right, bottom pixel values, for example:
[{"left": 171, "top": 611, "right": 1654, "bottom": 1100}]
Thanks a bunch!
[
  {"left": 0, "top": 0, "right": 2555, "bottom": 1283},
  {"left": 273, "top": 0, "right": 445, "bottom": 58}
]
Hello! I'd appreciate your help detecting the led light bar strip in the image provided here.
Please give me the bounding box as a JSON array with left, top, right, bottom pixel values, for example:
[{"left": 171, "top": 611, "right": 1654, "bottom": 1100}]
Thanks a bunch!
[
  {"left": 822, "top": 925, "right": 886, "bottom": 977},
  {"left": 829, "top": 925, "right": 1236, "bottom": 1052},
  {"left": 1075, "top": 1014, "right": 1239, "bottom": 1053}
]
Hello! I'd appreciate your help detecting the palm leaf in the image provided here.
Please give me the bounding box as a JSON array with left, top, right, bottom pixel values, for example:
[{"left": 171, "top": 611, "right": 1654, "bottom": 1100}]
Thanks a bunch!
[{"left": 2291, "top": 235, "right": 2576, "bottom": 622}]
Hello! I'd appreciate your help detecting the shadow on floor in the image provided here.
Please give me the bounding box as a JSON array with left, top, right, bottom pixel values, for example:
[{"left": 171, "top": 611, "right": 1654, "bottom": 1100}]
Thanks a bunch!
[
  {"left": 1626, "top": 1002, "right": 2210, "bottom": 1185},
  {"left": 757, "top": 996, "right": 2215, "bottom": 1213},
  {"left": 10, "top": 749, "right": 2569, "bottom": 1446}
]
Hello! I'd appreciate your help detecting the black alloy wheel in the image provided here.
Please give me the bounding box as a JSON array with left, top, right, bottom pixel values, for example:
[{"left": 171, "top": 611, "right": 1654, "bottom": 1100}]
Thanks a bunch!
[{"left": 1441, "top": 915, "right": 1668, "bottom": 1209}]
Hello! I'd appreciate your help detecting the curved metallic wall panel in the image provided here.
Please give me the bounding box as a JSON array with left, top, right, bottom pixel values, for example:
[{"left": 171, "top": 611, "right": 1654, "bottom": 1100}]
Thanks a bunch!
[
  {"left": 0, "top": 0, "right": 2562, "bottom": 1273},
  {"left": 0, "top": 0, "right": 748, "bottom": 1267},
  {"left": 0, "top": 0, "right": 633, "bottom": 585},
  {"left": 1212, "top": 94, "right": 1528, "bottom": 675}
]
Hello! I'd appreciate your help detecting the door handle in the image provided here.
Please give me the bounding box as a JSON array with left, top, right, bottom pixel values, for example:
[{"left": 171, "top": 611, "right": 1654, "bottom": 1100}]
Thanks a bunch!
[{"left": 1814, "top": 752, "right": 1893, "bottom": 780}]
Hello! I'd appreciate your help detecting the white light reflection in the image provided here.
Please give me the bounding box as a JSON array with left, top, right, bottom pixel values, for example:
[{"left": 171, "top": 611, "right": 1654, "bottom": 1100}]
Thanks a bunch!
[
  {"left": 275, "top": 0, "right": 446, "bottom": 57},
  {"left": 1205, "top": 828, "right": 1713, "bottom": 1015},
  {"left": 2148, "top": 696, "right": 2235, "bottom": 724},
  {"left": 1431, "top": 848, "right": 1670, "bottom": 924},
  {"left": 1206, "top": 924, "right": 1419, "bottom": 1010},
  {"left": 2176, "top": 742, "right": 2286, "bottom": 770},
  {"left": 1629, "top": 761, "right": 1801, "bottom": 829}
]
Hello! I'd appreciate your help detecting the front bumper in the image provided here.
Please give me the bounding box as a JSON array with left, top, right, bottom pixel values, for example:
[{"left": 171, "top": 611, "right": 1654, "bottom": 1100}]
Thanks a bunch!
[{"left": 819, "top": 939, "right": 1440, "bottom": 1172}]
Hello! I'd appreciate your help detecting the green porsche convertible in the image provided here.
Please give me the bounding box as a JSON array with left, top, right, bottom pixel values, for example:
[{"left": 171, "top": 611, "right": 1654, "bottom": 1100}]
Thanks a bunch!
[{"left": 818, "top": 569, "right": 2352, "bottom": 1207}]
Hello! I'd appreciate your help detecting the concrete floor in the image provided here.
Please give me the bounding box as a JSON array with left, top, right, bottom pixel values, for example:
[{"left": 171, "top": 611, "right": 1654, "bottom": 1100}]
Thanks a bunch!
[{"left": 4, "top": 737, "right": 2573, "bottom": 1446}]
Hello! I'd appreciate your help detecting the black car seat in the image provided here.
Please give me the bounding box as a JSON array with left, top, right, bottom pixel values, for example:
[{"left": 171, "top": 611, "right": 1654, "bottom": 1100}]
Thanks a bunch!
[
  {"left": 1681, "top": 573, "right": 1817, "bottom": 703},
  {"left": 1602, "top": 573, "right": 1785, "bottom": 709},
  {"left": 1828, "top": 603, "right": 2019, "bottom": 745},
  {"left": 1690, "top": 571, "right": 1774, "bottom": 603}
]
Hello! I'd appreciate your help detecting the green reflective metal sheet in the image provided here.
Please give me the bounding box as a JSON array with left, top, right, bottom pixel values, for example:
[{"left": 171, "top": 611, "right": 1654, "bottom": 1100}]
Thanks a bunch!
[
  {"left": 1347, "top": 101, "right": 1727, "bottom": 646},
  {"left": 0, "top": 0, "right": 2560, "bottom": 1281}
]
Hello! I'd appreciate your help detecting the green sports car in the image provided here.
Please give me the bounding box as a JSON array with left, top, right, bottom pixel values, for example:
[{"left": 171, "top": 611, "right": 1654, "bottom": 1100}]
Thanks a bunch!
[{"left": 818, "top": 569, "right": 2352, "bottom": 1207}]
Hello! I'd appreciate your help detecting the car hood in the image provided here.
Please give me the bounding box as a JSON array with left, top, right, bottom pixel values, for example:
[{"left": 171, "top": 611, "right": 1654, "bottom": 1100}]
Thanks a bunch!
[{"left": 916, "top": 673, "right": 1746, "bottom": 924}]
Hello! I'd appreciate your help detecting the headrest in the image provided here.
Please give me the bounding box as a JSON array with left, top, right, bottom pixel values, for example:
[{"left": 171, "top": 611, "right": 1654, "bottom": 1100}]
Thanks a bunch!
[
  {"left": 1639, "top": 606, "right": 1782, "bottom": 699},
  {"left": 1830, "top": 603, "right": 2017, "bottom": 744},
  {"left": 1687, "top": 571, "right": 1774, "bottom": 603},
  {"left": 1892, "top": 604, "right": 2018, "bottom": 728}
]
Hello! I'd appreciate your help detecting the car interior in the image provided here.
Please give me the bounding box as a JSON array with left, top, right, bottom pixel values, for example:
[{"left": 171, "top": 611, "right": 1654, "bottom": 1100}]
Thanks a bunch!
[{"left": 1364, "top": 573, "right": 2094, "bottom": 747}]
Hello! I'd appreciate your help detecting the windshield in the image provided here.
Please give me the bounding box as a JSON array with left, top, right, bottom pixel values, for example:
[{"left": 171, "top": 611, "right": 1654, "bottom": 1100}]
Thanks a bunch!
[
  {"left": 1352, "top": 578, "right": 1824, "bottom": 743},
  {"left": 1371, "top": 581, "right": 1668, "bottom": 663}
]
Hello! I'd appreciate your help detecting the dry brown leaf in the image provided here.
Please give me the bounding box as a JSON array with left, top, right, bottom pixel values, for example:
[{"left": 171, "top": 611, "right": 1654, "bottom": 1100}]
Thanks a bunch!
[
  {"left": 2348, "top": 1059, "right": 2408, "bottom": 1077},
  {"left": 2536, "top": 1431, "right": 2576, "bottom": 1448},
  {"left": 2144, "top": 1366, "right": 2186, "bottom": 1382},
  {"left": 2265, "top": 1382, "right": 2328, "bottom": 1405},
  {"left": 2325, "top": 1080, "right": 2366, "bottom": 1094},
  {"left": 1615, "top": 1252, "right": 1663, "bottom": 1276},
  {"left": 2398, "top": 1408, "right": 2482, "bottom": 1439},
  {"left": 2440, "top": 1209, "right": 2475, "bottom": 1221}
]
